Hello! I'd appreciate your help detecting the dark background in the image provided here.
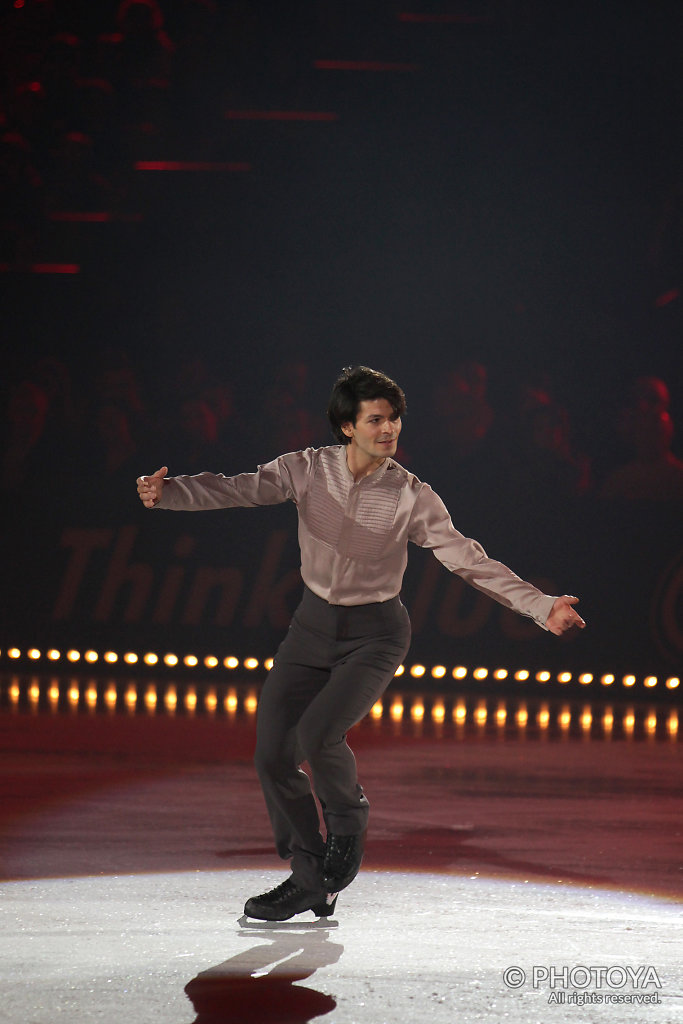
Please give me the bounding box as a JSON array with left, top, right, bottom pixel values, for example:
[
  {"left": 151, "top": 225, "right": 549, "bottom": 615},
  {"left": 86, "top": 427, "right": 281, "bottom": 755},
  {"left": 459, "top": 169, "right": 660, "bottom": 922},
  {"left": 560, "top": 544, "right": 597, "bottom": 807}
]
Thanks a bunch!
[{"left": 1, "top": 0, "right": 682, "bottom": 676}]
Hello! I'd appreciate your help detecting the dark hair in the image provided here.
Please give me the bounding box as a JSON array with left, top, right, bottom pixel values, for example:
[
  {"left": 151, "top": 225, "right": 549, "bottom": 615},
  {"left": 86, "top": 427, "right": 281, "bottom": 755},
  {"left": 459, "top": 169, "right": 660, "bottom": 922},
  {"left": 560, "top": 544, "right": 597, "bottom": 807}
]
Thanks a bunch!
[{"left": 327, "top": 365, "right": 407, "bottom": 444}]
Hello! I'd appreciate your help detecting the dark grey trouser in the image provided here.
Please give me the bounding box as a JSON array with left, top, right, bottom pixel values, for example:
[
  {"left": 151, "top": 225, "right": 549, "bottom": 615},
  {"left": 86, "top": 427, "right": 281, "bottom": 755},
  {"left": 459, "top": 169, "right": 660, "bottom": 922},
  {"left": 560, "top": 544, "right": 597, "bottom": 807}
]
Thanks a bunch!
[{"left": 253, "top": 586, "right": 412, "bottom": 890}]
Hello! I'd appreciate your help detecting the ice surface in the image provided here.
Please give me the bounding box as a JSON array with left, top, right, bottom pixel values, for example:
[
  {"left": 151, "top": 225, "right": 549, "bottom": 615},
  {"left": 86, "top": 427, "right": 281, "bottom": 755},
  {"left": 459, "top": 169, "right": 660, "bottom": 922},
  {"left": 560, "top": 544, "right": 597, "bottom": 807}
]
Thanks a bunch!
[{"left": 1, "top": 868, "right": 681, "bottom": 1024}]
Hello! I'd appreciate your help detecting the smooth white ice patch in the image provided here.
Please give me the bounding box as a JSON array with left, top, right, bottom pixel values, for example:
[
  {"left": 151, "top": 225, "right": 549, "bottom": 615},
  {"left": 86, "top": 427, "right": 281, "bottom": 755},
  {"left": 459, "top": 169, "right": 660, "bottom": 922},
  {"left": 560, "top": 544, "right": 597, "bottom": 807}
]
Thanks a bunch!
[{"left": 1, "top": 869, "right": 681, "bottom": 1023}]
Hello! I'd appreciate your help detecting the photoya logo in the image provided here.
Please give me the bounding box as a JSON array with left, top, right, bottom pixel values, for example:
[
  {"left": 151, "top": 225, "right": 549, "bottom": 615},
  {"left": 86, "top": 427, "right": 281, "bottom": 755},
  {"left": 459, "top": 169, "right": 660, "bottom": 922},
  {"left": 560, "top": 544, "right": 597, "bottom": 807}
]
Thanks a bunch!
[
  {"left": 503, "top": 964, "right": 662, "bottom": 990},
  {"left": 503, "top": 964, "right": 664, "bottom": 1007}
]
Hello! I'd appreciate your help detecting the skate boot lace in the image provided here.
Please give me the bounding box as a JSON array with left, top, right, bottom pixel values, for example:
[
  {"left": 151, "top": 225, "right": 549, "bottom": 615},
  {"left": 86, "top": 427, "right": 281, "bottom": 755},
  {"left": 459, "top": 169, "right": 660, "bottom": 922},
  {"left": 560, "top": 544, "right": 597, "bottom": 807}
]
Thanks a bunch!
[{"left": 255, "top": 878, "right": 301, "bottom": 904}]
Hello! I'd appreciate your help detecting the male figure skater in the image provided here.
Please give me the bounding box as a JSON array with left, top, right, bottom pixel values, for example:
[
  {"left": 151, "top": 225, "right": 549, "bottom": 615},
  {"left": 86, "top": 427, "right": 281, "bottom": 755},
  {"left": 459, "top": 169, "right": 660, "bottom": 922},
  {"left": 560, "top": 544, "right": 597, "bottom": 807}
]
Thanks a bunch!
[{"left": 137, "top": 366, "right": 585, "bottom": 921}]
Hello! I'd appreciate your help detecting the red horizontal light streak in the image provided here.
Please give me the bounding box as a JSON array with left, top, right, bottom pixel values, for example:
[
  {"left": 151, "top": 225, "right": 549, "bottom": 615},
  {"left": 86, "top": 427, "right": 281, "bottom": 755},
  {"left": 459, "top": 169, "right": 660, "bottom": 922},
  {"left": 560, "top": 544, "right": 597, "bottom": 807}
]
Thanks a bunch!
[
  {"left": 225, "top": 110, "right": 338, "bottom": 122},
  {"left": 398, "top": 12, "right": 492, "bottom": 23},
  {"left": 135, "top": 160, "right": 251, "bottom": 171},
  {"left": 48, "top": 211, "right": 143, "bottom": 222},
  {"left": 314, "top": 59, "right": 419, "bottom": 72},
  {"left": 0, "top": 263, "right": 80, "bottom": 274}
]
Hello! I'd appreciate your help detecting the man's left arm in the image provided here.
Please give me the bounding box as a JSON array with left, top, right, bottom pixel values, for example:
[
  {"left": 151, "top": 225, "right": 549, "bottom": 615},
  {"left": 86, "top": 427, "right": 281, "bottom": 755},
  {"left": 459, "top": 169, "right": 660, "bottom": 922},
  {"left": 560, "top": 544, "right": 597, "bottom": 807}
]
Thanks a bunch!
[{"left": 408, "top": 484, "right": 586, "bottom": 635}]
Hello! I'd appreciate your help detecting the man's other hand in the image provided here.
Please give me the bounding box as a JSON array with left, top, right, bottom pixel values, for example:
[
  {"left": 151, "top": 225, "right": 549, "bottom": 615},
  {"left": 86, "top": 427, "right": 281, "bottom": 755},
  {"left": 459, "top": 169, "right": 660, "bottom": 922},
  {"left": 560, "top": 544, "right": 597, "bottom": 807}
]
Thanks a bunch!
[
  {"left": 546, "top": 595, "right": 586, "bottom": 636},
  {"left": 136, "top": 466, "right": 168, "bottom": 508}
]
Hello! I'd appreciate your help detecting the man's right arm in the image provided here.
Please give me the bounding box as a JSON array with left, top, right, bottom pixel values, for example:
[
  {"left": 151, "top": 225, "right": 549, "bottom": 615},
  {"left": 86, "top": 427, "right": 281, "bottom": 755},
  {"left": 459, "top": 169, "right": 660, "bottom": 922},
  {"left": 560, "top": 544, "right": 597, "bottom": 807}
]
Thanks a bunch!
[{"left": 136, "top": 451, "right": 312, "bottom": 511}]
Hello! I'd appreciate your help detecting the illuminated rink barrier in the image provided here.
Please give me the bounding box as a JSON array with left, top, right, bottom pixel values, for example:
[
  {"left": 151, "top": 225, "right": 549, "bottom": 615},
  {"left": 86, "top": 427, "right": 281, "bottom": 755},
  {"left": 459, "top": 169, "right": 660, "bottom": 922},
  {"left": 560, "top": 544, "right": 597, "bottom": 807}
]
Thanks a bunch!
[
  {"left": 1, "top": 672, "right": 680, "bottom": 743},
  {"left": 1, "top": 647, "right": 680, "bottom": 693}
]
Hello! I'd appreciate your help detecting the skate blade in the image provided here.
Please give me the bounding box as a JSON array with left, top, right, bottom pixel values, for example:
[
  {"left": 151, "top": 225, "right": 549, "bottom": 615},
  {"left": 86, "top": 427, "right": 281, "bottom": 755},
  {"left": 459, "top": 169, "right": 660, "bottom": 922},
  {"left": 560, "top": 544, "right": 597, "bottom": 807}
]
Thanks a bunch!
[{"left": 238, "top": 913, "right": 338, "bottom": 930}]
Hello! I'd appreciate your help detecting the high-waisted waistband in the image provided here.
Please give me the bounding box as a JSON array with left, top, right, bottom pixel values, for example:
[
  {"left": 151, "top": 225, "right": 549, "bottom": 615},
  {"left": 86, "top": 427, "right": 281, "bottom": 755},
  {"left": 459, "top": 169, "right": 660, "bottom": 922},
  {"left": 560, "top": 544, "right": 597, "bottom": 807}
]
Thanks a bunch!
[
  {"left": 297, "top": 586, "right": 411, "bottom": 641},
  {"left": 302, "top": 585, "right": 402, "bottom": 612}
]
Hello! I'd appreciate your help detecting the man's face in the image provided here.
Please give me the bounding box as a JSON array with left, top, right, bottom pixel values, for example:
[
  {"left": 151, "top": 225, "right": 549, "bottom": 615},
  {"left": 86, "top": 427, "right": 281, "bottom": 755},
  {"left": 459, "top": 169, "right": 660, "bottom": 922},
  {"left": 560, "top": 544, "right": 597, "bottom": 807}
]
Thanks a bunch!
[{"left": 341, "top": 398, "right": 402, "bottom": 460}]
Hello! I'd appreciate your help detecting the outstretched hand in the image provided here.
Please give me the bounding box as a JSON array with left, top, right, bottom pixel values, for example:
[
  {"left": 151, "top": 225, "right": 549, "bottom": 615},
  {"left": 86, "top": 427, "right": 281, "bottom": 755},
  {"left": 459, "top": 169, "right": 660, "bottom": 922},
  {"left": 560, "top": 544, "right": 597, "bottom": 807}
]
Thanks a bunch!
[
  {"left": 136, "top": 466, "right": 168, "bottom": 508},
  {"left": 546, "top": 595, "right": 586, "bottom": 636}
]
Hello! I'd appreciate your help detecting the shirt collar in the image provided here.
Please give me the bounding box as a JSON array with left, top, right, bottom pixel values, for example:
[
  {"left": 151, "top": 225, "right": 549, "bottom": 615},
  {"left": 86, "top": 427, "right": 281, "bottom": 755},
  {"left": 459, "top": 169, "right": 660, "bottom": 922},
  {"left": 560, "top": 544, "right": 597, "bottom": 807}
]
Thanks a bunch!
[{"left": 336, "top": 444, "right": 394, "bottom": 485}]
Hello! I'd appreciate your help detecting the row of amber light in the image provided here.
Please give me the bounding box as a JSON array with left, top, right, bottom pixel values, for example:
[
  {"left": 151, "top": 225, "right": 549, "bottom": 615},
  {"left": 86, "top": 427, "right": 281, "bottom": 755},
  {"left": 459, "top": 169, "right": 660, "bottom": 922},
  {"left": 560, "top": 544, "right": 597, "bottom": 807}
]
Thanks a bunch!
[
  {"left": 4, "top": 678, "right": 679, "bottom": 737},
  {"left": 401, "top": 665, "right": 681, "bottom": 691},
  {"left": 1, "top": 648, "right": 272, "bottom": 672},
  {"left": 6, "top": 679, "right": 257, "bottom": 715},
  {"left": 373, "top": 698, "right": 679, "bottom": 738},
  {"left": 1, "top": 648, "right": 680, "bottom": 692}
]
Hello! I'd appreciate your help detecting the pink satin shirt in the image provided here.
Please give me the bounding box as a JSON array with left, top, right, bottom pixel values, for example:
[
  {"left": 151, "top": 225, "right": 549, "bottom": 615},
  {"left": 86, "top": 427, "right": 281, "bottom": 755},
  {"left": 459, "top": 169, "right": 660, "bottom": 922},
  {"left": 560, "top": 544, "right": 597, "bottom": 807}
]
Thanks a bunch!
[{"left": 156, "top": 445, "right": 555, "bottom": 627}]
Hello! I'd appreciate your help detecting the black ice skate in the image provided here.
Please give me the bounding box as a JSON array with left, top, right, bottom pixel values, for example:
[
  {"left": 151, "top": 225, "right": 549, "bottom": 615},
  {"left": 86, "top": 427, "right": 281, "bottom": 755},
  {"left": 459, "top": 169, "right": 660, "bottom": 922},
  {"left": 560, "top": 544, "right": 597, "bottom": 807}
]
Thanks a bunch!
[
  {"left": 322, "top": 831, "right": 365, "bottom": 893},
  {"left": 244, "top": 877, "right": 338, "bottom": 921}
]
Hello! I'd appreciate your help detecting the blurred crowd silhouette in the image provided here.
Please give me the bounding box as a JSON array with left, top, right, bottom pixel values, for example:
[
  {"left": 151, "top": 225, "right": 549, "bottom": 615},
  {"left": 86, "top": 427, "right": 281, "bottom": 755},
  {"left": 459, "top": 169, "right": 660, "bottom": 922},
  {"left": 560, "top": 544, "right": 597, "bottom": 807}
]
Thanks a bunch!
[{"left": 2, "top": 350, "right": 681, "bottom": 527}]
